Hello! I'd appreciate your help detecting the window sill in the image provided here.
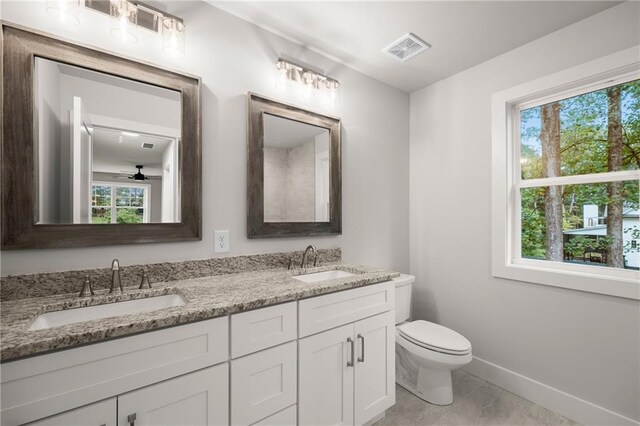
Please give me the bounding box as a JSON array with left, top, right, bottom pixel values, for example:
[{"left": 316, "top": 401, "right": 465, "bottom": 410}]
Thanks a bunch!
[{"left": 492, "top": 259, "right": 640, "bottom": 300}]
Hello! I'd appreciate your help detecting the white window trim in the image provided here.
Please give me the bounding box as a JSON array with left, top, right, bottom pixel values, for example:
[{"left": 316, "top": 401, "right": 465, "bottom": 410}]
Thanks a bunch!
[
  {"left": 492, "top": 45, "right": 640, "bottom": 300},
  {"left": 92, "top": 181, "right": 151, "bottom": 224}
]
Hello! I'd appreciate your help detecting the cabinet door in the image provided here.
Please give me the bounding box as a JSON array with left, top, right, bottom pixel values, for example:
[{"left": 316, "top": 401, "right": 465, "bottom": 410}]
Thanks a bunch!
[
  {"left": 298, "top": 323, "right": 354, "bottom": 426},
  {"left": 25, "top": 398, "right": 115, "bottom": 426},
  {"left": 354, "top": 312, "right": 395, "bottom": 425},
  {"left": 118, "top": 364, "right": 228, "bottom": 426}
]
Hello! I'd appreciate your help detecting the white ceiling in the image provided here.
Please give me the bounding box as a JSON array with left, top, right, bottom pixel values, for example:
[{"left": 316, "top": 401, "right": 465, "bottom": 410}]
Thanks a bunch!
[
  {"left": 210, "top": 1, "right": 620, "bottom": 93},
  {"left": 264, "top": 114, "right": 328, "bottom": 148},
  {"left": 92, "top": 127, "right": 173, "bottom": 172}
]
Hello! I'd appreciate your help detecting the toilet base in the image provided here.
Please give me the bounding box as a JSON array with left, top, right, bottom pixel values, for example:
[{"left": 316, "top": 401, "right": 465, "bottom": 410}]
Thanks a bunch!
[
  {"left": 396, "top": 343, "right": 454, "bottom": 406},
  {"left": 417, "top": 367, "right": 453, "bottom": 405},
  {"left": 396, "top": 368, "right": 453, "bottom": 406}
]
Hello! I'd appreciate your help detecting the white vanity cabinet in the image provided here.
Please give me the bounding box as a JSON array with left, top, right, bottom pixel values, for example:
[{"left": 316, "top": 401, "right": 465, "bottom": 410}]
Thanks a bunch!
[
  {"left": 1, "top": 317, "right": 229, "bottom": 426},
  {"left": 230, "top": 302, "right": 298, "bottom": 426},
  {"left": 298, "top": 282, "right": 396, "bottom": 426},
  {"left": 2, "top": 280, "right": 396, "bottom": 426}
]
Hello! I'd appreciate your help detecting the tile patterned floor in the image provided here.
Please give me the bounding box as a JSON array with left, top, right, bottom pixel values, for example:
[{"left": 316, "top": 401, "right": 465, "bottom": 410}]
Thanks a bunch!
[{"left": 377, "top": 370, "right": 581, "bottom": 426}]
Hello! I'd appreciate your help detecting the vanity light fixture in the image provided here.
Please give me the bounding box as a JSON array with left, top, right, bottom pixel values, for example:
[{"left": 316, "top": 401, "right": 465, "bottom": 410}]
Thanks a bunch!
[
  {"left": 109, "top": 0, "right": 138, "bottom": 44},
  {"left": 48, "top": 0, "right": 187, "bottom": 58},
  {"left": 275, "top": 59, "right": 340, "bottom": 95},
  {"left": 46, "top": 0, "right": 81, "bottom": 26},
  {"left": 161, "top": 16, "right": 185, "bottom": 58}
]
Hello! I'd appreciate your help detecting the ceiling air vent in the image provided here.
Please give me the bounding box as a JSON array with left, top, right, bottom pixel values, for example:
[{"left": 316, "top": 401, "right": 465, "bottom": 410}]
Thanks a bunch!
[
  {"left": 141, "top": 142, "right": 155, "bottom": 149},
  {"left": 384, "top": 33, "right": 431, "bottom": 62}
]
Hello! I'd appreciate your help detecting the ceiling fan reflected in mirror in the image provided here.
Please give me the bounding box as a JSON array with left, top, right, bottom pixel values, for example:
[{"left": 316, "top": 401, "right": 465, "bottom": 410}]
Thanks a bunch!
[
  {"left": 129, "top": 165, "right": 149, "bottom": 181},
  {"left": 103, "top": 165, "right": 162, "bottom": 181}
]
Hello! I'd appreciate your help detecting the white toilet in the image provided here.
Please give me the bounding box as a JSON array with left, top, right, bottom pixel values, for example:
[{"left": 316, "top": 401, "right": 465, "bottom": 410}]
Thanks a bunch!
[{"left": 394, "top": 274, "right": 472, "bottom": 406}]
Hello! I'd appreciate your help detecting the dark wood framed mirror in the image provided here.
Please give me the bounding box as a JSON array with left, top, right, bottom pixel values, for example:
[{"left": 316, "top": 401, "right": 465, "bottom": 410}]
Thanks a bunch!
[
  {"left": 1, "top": 24, "right": 201, "bottom": 249},
  {"left": 247, "top": 93, "right": 341, "bottom": 238}
]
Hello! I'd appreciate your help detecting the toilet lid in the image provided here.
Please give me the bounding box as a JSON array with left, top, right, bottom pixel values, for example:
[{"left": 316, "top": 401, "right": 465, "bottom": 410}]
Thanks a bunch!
[{"left": 398, "top": 320, "right": 471, "bottom": 355}]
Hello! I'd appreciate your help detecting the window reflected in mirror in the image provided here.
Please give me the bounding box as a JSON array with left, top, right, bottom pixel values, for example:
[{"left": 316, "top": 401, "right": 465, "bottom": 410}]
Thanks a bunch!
[
  {"left": 34, "top": 57, "right": 182, "bottom": 225},
  {"left": 262, "top": 114, "right": 330, "bottom": 223}
]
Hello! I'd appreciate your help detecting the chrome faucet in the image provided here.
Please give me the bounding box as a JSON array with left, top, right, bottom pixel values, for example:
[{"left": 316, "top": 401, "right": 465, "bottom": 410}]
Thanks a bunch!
[
  {"left": 110, "top": 259, "right": 123, "bottom": 293},
  {"left": 301, "top": 245, "right": 318, "bottom": 269}
]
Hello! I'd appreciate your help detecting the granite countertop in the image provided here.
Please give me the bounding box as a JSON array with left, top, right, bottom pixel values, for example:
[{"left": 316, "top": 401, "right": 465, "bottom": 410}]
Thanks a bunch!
[{"left": 0, "top": 264, "right": 399, "bottom": 362}]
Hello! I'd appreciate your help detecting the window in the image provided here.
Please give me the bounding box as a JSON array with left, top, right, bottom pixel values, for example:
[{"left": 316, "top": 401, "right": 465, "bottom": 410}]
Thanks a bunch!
[
  {"left": 492, "top": 46, "right": 640, "bottom": 300},
  {"left": 91, "top": 182, "right": 150, "bottom": 224}
]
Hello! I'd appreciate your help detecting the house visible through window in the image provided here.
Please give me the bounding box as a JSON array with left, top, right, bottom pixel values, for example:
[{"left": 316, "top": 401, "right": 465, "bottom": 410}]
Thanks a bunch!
[
  {"left": 518, "top": 79, "right": 639, "bottom": 271},
  {"left": 91, "top": 183, "right": 150, "bottom": 224}
]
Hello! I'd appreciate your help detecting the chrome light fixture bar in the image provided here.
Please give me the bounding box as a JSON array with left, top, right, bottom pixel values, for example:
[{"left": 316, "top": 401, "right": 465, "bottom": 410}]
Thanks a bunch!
[
  {"left": 276, "top": 59, "right": 340, "bottom": 93},
  {"left": 81, "top": 0, "right": 185, "bottom": 55}
]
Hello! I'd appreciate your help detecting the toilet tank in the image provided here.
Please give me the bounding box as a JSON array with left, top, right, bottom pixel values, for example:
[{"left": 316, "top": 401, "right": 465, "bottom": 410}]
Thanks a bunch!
[{"left": 393, "top": 274, "right": 415, "bottom": 325}]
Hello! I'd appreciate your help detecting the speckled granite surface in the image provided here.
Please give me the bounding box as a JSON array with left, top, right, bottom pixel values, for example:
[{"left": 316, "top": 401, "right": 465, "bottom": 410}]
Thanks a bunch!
[
  {"left": 0, "top": 248, "right": 341, "bottom": 301},
  {"left": 0, "top": 263, "right": 399, "bottom": 361}
]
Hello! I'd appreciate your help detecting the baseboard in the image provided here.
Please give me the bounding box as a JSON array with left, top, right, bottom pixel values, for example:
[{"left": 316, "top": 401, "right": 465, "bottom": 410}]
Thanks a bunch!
[{"left": 462, "top": 356, "right": 639, "bottom": 426}]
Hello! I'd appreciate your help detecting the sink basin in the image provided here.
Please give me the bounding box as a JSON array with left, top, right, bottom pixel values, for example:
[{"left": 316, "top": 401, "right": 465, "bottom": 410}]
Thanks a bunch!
[
  {"left": 28, "top": 294, "right": 186, "bottom": 331},
  {"left": 293, "top": 270, "right": 355, "bottom": 283}
]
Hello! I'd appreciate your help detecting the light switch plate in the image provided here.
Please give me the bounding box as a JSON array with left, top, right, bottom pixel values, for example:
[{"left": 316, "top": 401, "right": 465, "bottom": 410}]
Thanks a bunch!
[{"left": 214, "top": 230, "right": 230, "bottom": 253}]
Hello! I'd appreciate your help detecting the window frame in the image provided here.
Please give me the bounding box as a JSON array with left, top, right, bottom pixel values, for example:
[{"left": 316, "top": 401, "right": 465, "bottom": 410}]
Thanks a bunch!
[
  {"left": 92, "top": 181, "right": 151, "bottom": 224},
  {"left": 492, "top": 45, "right": 640, "bottom": 300}
]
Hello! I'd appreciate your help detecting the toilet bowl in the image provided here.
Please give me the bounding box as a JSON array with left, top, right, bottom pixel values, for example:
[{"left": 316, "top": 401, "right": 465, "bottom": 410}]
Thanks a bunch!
[{"left": 393, "top": 275, "right": 472, "bottom": 406}]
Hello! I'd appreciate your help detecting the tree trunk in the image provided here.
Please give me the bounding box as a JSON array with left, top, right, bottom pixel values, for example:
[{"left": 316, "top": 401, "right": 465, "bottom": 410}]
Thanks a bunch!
[
  {"left": 540, "top": 102, "right": 563, "bottom": 261},
  {"left": 606, "top": 86, "right": 624, "bottom": 268}
]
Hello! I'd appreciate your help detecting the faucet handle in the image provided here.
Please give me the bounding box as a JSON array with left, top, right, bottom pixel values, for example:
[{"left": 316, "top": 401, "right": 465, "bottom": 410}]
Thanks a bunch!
[
  {"left": 287, "top": 256, "right": 295, "bottom": 270},
  {"left": 139, "top": 270, "right": 152, "bottom": 289},
  {"left": 79, "top": 275, "right": 94, "bottom": 297}
]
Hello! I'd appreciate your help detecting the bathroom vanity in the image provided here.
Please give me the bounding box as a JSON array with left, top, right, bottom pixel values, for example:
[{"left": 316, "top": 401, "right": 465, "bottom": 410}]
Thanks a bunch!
[{"left": 0, "top": 266, "right": 398, "bottom": 426}]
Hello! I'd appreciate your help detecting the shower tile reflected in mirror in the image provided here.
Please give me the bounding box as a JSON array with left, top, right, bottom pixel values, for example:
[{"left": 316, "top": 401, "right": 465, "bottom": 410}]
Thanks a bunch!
[
  {"left": 34, "top": 57, "right": 182, "bottom": 225},
  {"left": 263, "top": 114, "right": 330, "bottom": 223}
]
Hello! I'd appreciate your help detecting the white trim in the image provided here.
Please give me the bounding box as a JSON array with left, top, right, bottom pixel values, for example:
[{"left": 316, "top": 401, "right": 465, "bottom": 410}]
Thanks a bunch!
[
  {"left": 519, "top": 170, "right": 640, "bottom": 188},
  {"left": 492, "top": 45, "right": 640, "bottom": 300},
  {"left": 463, "top": 356, "right": 639, "bottom": 426}
]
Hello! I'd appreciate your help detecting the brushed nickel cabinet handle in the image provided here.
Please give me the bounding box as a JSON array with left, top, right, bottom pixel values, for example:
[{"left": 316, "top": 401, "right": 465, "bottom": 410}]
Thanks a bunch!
[
  {"left": 127, "top": 413, "right": 137, "bottom": 426},
  {"left": 357, "top": 334, "right": 365, "bottom": 363},
  {"left": 347, "top": 337, "right": 355, "bottom": 367}
]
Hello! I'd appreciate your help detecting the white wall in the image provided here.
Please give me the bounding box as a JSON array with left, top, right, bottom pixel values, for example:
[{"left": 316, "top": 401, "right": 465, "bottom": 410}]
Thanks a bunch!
[
  {"left": 409, "top": 2, "right": 640, "bottom": 423},
  {"left": 0, "top": 1, "right": 409, "bottom": 275}
]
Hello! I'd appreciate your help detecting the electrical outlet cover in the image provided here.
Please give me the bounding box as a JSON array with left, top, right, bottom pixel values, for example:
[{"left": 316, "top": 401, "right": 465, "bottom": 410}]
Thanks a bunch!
[{"left": 214, "top": 230, "right": 230, "bottom": 253}]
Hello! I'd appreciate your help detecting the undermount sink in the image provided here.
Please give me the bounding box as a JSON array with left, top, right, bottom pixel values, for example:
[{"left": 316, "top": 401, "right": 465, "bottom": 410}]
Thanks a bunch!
[
  {"left": 293, "top": 269, "right": 355, "bottom": 283},
  {"left": 28, "top": 294, "right": 186, "bottom": 331}
]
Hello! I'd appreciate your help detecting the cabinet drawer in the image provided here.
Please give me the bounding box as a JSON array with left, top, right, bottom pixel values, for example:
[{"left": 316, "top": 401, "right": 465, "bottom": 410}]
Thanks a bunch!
[
  {"left": 231, "top": 302, "right": 297, "bottom": 358},
  {"left": 231, "top": 341, "right": 297, "bottom": 425},
  {"left": 251, "top": 405, "right": 296, "bottom": 426},
  {"left": 298, "top": 281, "right": 394, "bottom": 337},
  {"left": 1, "top": 317, "right": 229, "bottom": 426},
  {"left": 25, "top": 398, "right": 116, "bottom": 426}
]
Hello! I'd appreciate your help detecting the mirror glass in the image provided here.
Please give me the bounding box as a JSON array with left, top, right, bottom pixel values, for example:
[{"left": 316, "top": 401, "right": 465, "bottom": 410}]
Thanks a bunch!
[
  {"left": 34, "top": 57, "right": 182, "bottom": 225},
  {"left": 263, "top": 114, "right": 330, "bottom": 223}
]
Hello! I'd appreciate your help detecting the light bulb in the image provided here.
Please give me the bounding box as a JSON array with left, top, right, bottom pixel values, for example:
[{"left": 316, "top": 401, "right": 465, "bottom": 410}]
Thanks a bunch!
[
  {"left": 46, "top": 0, "right": 80, "bottom": 25},
  {"left": 162, "top": 17, "right": 185, "bottom": 59},
  {"left": 110, "top": 0, "right": 138, "bottom": 44}
]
